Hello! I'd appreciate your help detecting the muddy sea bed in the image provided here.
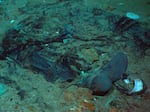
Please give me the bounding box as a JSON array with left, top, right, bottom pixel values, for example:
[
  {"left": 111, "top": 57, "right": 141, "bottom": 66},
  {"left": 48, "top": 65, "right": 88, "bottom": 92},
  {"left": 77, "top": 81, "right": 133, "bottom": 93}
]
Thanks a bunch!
[{"left": 0, "top": 0, "right": 150, "bottom": 112}]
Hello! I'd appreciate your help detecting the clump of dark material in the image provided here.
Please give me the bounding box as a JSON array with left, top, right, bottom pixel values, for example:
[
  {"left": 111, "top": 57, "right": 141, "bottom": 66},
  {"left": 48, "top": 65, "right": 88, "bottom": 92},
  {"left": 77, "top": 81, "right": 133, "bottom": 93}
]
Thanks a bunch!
[
  {"left": 29, "top": 52, "right": 75, "bottom": 82},
  {"left": 17, "top": 90, "right": 27, "bottom": 100},
  {"left": 130, "top": 26, "right": 150, "bottom": 48},
  {"left": 110, "top": 16, "right": 150, "bottom": 52},
  {"left": 113, "top": 16, "right": 138, "bottom": 34},
  {"left": 0, "top": 26, "right": 75, "bottom": 83},
  {"left": 92, "top": 8, "right": 103, "bottom": 16},
  {"left": 0, "top": 28, "right": 23, "bottom": 59}
]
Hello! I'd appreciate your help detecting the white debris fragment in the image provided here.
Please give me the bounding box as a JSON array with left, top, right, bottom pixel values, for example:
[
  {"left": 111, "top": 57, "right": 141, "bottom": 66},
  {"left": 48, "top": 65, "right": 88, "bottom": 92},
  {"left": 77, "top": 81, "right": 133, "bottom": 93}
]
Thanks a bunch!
[
  {"left": 126, "top": 12, "right": 140, "bottom": 20},
  {"left": 10, "top": 20, "right": 15, "bottom": 24}
]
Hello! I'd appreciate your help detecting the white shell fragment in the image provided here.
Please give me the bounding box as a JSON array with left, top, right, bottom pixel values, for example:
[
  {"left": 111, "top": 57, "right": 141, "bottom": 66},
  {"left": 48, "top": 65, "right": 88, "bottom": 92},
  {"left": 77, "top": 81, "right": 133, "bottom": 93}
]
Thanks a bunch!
[{"left": 126, "top": 12, "right": 140, "bottom": 20}]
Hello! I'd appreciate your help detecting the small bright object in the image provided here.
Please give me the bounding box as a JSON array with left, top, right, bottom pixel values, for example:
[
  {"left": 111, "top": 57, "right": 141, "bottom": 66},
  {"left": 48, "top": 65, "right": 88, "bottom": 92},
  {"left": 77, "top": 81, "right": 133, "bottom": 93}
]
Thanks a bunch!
[
  {"left": 130, "top": 79, "right": 143, "bottom": 93},
  {"left": 63, "top": 39, "right": 69, "bottom": 44},
  {"left": 10, "top": 20, "right": 15, "bottom": 24},
  {"left": 81, "top": 71, "right": 85, "bottom": 76},
  {"left": 55, "top": 31, "right": 59, "bottom": 34},
  {"left": 126, "top": 12, "right": 140, "bottom": 20},
  {"left": 123, "top": 79, "right": 130, "bottom": 84}
]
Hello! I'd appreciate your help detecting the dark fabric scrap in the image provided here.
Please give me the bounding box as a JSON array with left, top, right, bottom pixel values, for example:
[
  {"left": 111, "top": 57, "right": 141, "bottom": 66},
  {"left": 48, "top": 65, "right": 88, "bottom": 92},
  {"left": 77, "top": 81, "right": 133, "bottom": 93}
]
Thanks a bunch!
[{"left": 29, "top": 52, "right": 75, "bottom": 82}]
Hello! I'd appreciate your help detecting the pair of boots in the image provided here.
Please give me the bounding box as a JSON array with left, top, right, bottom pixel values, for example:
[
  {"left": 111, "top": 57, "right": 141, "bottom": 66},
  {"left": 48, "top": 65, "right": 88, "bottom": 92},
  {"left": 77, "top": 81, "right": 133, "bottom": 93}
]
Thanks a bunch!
[{"left": 80, "top": 52, "right": 145, "bottom": 95}]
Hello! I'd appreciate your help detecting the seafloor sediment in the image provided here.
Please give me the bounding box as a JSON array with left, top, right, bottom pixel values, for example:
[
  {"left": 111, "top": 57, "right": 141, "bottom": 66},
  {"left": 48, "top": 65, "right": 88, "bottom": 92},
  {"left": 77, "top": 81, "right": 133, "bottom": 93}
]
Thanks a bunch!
[{"left": 0, "top": 0, "right": 150, "bottom": 112}]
